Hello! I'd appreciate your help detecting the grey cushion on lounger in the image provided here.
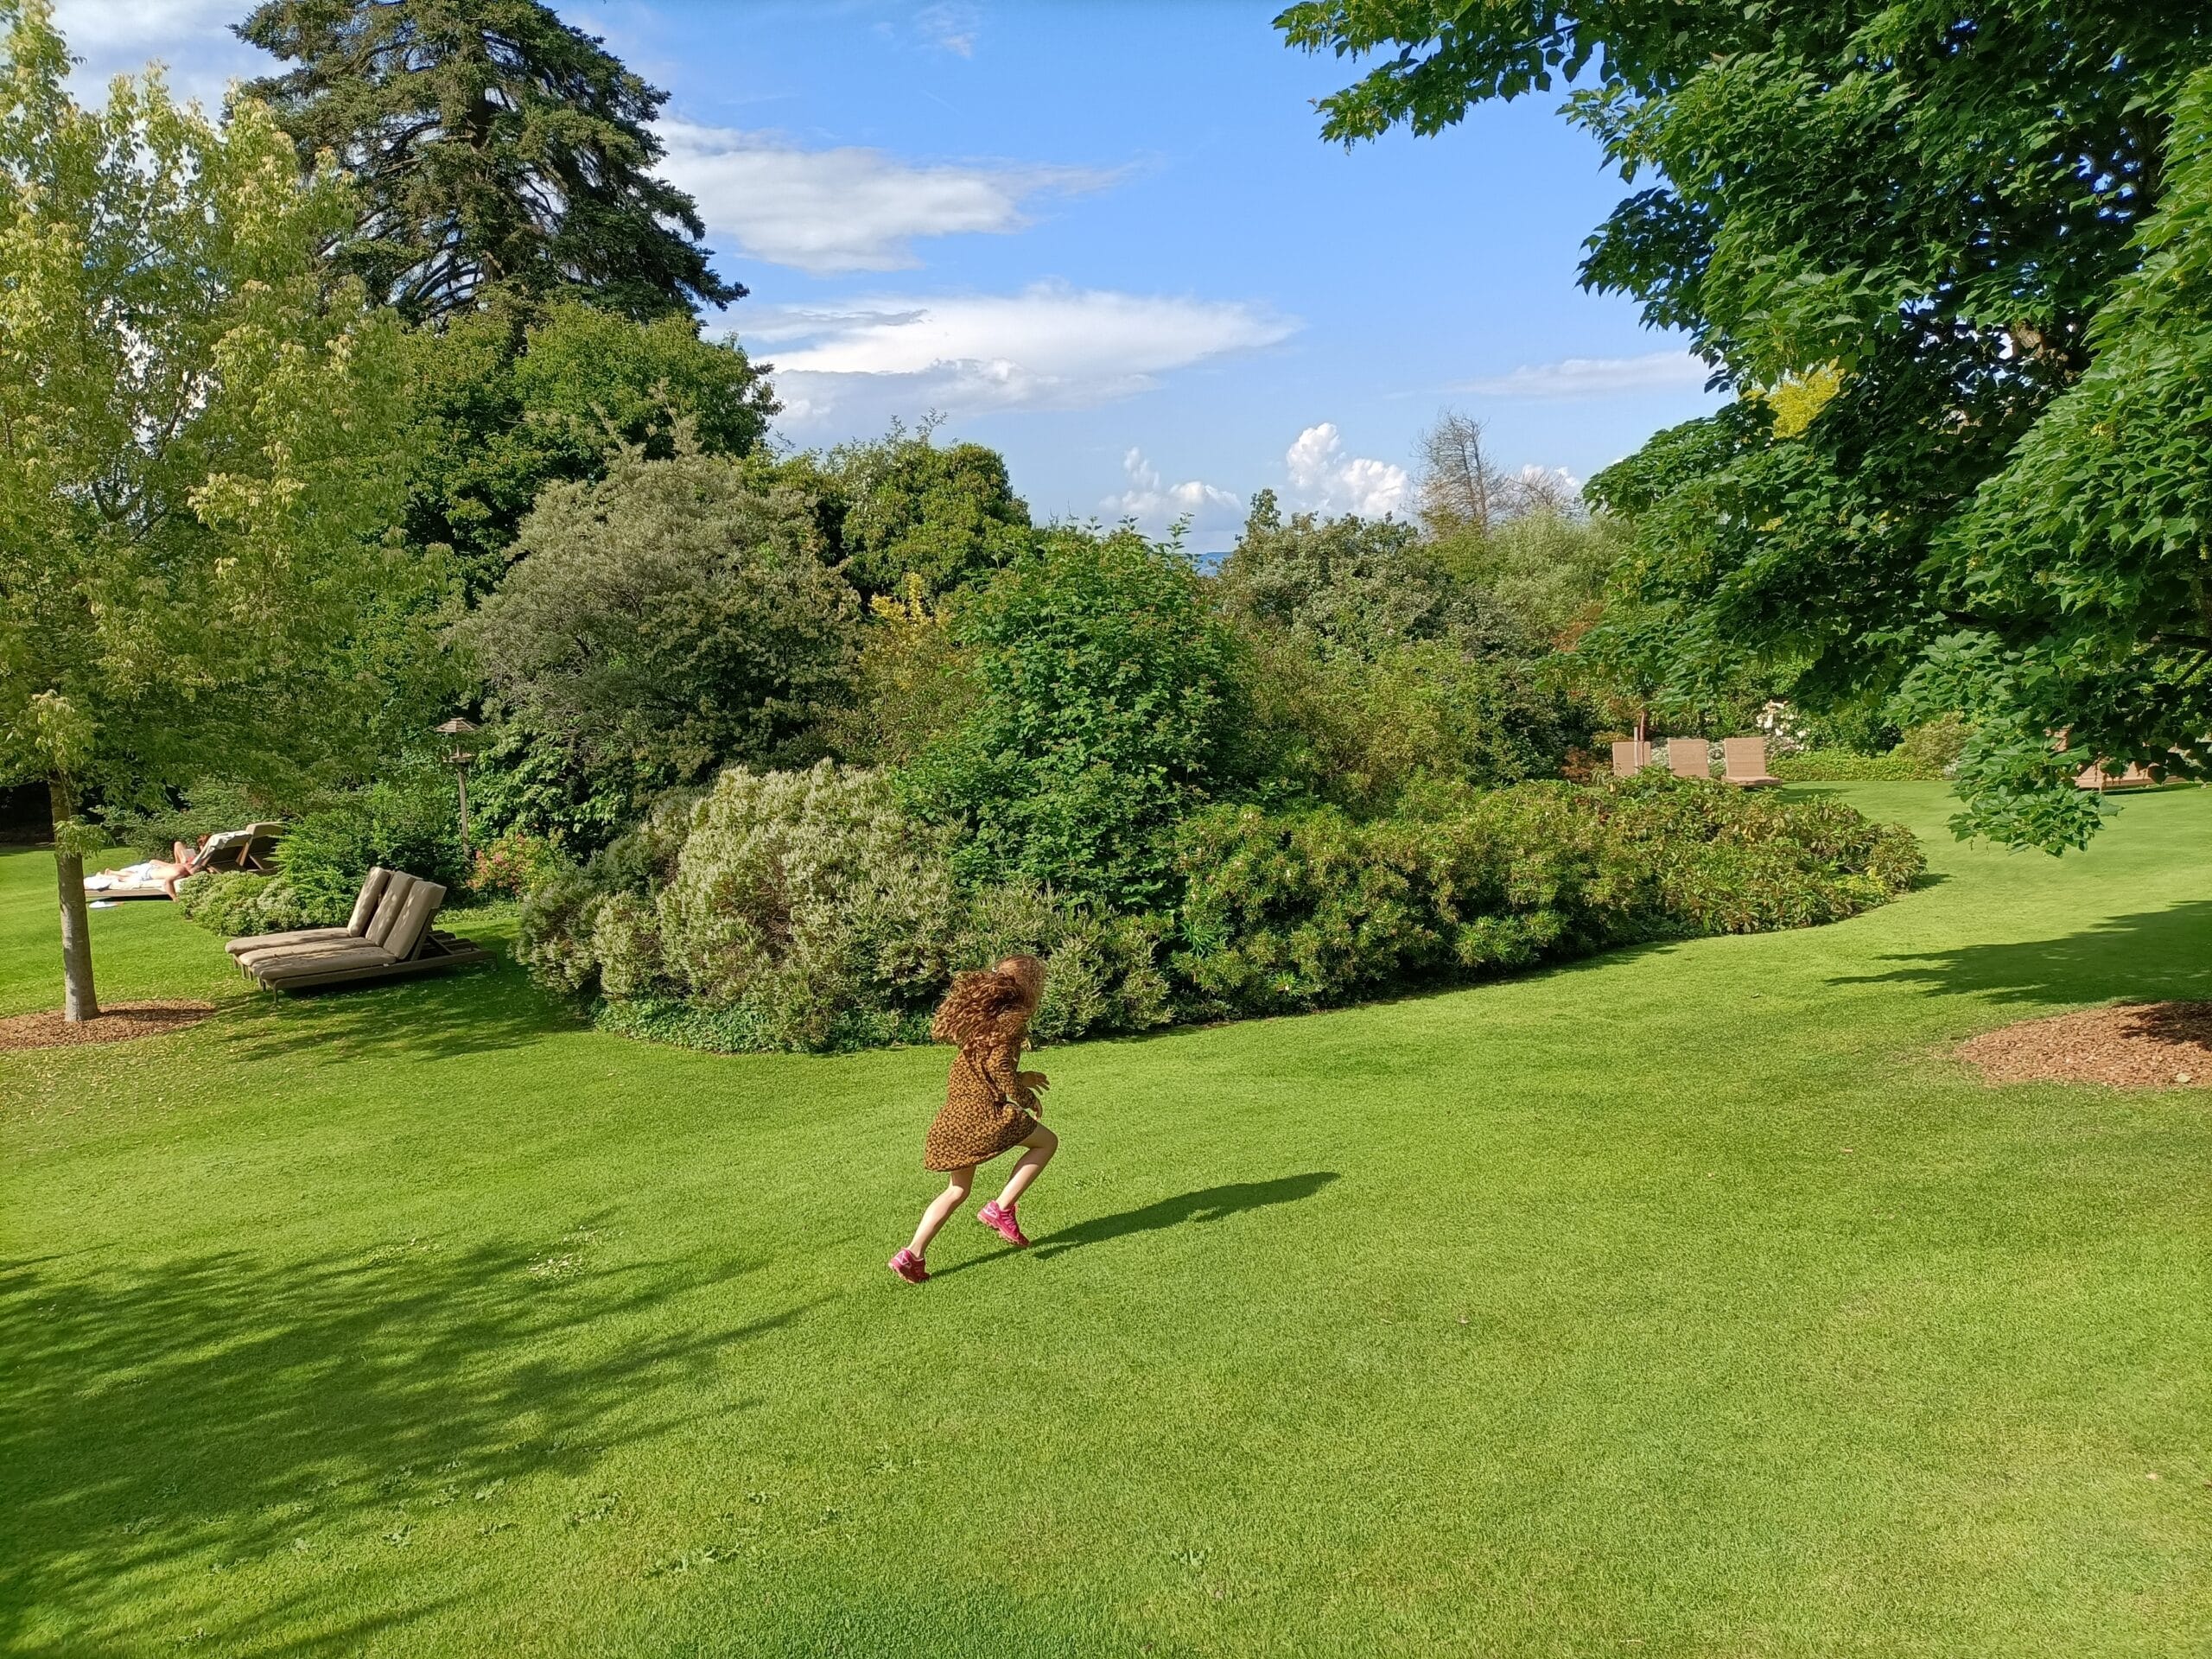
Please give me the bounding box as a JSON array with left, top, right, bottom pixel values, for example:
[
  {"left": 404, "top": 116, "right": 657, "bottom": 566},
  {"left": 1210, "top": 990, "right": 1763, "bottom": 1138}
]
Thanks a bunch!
[
  {"left": 251, "top": 881, "right": 448, "bottom": 988},
  {"left": 365, "top": 872, "right": 422, "bottom": 950},
  {"left": 226, "top": 868, "right": 390, "bottom": 956}
]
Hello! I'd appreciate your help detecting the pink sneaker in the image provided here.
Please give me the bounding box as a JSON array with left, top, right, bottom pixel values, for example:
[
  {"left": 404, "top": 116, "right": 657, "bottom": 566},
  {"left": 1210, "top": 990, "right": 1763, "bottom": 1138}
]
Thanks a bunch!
[
  {"left": 887, "top": 1247, "right": 929, "bottom": 1284},
  {"left": 977, "top": 1200, "right": 1030, "bottom": 1248}
]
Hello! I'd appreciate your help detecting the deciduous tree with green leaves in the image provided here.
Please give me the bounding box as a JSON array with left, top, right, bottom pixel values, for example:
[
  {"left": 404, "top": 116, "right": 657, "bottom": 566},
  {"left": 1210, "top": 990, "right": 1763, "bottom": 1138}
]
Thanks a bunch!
[
  {"left": 0, "top": 1, "right": 441, "bottom": 1019},
  {"left": 237, "top": 0, "right": 740, "bottom": 323},
  {"left": 1280, "top": 1, "right": 2212, "bottom": 849}
]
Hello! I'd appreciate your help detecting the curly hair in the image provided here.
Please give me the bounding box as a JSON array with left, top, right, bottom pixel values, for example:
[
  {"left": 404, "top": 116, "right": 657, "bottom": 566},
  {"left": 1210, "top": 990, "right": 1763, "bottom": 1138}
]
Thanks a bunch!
[{"left": 930, "top": 968, "right": 1027, "bottom": 1050}]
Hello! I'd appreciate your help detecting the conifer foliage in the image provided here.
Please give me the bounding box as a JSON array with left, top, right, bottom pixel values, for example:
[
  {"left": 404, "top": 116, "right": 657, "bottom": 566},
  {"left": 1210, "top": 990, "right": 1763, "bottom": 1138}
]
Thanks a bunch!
[{"left": 236, "top": 0, "right": 741, "bottom": 322}]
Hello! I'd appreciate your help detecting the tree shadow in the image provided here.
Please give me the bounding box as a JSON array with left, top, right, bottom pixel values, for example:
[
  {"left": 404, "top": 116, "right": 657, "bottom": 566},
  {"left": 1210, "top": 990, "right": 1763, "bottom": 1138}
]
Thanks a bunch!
[
  {"left": 1832, "top": 900, "right": 2212, "bottom": 1009},
  {"left": 212, "top": 947, "right": 588, "bottom": 1067},
  {"left": 0, "top": 1220, "right": 815, "bottom": 1652},
  {"left": 1025, "top": 1172, "right": 1339, "bottom": 1263}
]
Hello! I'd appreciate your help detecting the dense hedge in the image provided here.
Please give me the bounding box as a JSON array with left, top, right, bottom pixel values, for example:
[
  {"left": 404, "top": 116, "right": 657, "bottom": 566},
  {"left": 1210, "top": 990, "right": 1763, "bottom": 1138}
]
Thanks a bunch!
[
  {"left": 1173, "top": 774, "right": 1922, "bottom": 1017},
  {"left": 1770, "top": 751, "right": 1934, "bottom": 782},
  {"left": 518, "top": 764, "right": 1922, "bottom": 1052}
]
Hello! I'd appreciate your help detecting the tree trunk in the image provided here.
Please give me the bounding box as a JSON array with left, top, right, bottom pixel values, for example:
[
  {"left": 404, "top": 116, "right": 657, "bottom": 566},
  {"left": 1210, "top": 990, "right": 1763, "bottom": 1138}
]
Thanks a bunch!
[{"left": 49, "top": 775, "right": 98, "bottom": 1023}]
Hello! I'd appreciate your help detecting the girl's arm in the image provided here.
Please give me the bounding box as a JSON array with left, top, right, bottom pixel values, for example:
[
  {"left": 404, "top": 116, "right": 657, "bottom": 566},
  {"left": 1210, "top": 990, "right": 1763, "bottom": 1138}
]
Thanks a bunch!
[{"left": 980, "top": 1015, "right": 1039, "bottom": 1115}]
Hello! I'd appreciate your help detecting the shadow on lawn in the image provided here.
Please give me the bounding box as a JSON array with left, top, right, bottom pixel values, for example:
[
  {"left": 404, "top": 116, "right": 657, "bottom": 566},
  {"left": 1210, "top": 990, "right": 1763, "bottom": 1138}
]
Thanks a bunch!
[
  {"left": 0, "top": 1224, "right": 806, "bottom": 1652},
  {"left": 1029, "top": 1172, "right": 1339, "bottom": 1262},
  {"left": 1835, "top": 899, "right": 2212, "bottom": 1008},
  {"left": 214, "top": 947, "right": 585, "bottom": 1066}
]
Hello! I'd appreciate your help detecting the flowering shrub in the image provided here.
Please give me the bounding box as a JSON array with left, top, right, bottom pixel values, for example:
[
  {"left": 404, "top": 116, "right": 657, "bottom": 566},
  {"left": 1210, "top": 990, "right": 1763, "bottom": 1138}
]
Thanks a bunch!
[{"left": 472, "top": 830, "right": 566, "bottom": 897}]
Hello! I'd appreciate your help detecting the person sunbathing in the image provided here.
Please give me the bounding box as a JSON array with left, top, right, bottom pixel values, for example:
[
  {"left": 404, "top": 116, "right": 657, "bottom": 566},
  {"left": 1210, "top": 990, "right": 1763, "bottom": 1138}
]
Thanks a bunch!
[{"left": 85, "top": 832, "right": 243, "bottom": 899}]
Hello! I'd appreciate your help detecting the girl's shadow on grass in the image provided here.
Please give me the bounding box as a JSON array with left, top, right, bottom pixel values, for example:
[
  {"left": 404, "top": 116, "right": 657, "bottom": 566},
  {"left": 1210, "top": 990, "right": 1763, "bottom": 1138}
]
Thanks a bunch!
[{"left": 938, "top": 1173, "right": 1338, "bottom": 1277}]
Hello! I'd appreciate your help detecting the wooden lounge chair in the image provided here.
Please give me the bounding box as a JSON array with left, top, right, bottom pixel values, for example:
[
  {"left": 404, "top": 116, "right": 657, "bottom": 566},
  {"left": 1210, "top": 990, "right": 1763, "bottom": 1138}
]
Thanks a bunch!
[
  {"left": 1667, "top": 739, "right": 1713, "bottom": 779},
  {"left": 1611, "top": 739, "right": 1652, "bottom": 779},
  {"left": 1722, "top": 736, "right": 1781, "bottom": 787},
  {"left": 2074, "top": 760, "right": 2155, "bottom": 791},
  {"left": 226, "top": 867, "right": 391, "bottom": 959},
  {"left": 242, "top": 874, "right": 487, "bottom": 992}
]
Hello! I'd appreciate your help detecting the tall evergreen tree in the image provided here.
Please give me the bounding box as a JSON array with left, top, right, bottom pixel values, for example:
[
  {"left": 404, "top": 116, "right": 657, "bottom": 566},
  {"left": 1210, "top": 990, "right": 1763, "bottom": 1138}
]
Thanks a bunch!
[{"left": 236, "top": 0, "right": 742, "bottom": 323}]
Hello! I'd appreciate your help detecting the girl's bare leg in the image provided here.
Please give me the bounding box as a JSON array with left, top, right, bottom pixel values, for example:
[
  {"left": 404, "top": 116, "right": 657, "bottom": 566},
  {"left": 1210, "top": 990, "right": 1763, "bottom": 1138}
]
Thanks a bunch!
[
  {"left": 994, "top": 1122, "right": 1058, "bottom": 1210},
  {"left": 907, "top": 1167, "right": 974, "bottom": 1257}
]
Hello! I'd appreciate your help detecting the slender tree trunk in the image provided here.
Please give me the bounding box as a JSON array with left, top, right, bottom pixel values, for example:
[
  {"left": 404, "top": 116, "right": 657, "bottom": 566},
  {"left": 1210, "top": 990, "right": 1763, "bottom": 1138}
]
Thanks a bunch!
[{"left": 49, "top": 775, "right": 99, "bottom": 1022}]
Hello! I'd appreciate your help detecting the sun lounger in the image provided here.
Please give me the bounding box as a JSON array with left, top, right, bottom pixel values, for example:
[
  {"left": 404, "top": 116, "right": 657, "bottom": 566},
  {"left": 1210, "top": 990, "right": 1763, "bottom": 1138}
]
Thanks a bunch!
[
  {"left": 1667, "top": 739, "right": 1713, "bottom": 779},
  {"left": 232, "top": 872, "right": 418, "bottom": 972},
  {"left": 1722, "top": 735, "right": 1781, "bottom": 787},
  {"left": 1611, "top": 739, "right": 1652, "bottom": 779},
  {"left": 82, "top": 860, "right": 178, "bottom": 900},
  {"left": 240, "top": 874, "right": 487, "bottom": 992},
  {"left": 2074, "top": 760, "right": 2155, "bottom": 791},
  {"left": 225, "top": 868, "right": 391, "bottom": 957}
]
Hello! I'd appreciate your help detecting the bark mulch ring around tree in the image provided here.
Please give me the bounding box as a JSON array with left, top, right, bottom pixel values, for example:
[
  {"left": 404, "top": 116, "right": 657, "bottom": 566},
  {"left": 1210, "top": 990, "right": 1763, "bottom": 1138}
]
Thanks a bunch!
[
  {"left": 0, "top": 1001, "right": 217, "bottom": 1053},
  {"left": 1956, "top": 1001, "right": 2212, "bottom": 1088}
]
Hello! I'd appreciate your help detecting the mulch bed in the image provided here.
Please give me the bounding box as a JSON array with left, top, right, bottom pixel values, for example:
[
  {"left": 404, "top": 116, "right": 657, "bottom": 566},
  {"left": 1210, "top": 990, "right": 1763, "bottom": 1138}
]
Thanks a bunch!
[
  {"left": 1956, "top": 1001, "right": 2212, "bottom": 1088},
  {"left": 0, "top": 1001, "right": 217, "bottom": 1052}
]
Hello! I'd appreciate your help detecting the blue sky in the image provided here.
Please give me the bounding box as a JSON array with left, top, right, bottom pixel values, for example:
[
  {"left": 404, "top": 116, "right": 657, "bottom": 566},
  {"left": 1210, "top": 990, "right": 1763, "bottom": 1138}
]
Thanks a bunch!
[{"left": 56, "top": 0, "right": 1719, "bottom": 551}]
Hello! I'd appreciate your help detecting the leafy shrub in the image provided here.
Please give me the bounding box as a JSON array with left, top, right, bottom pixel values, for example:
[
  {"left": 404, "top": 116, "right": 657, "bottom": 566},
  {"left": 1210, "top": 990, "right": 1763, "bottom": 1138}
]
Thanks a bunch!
[
  {"left": 276, "top": 766, "right": 467, "bottom": 912},
  {"left": 518, "top": 762, "right": 964, "bottom": 1051},
  {"left": 957, "top": 881, "right": 1175, "bottom": 1043},
  {"left": 176, "top": 870, "right": 334, "bottom": 936},
  {"left": 1173, "top": 775, "right": 1922, "bottom": 1018},
  {"left": 903, "top": 526, "right": 1255, "bottom": 909},
  {"left": 1245, "top": 634, "right": 1592, "bottom": 813},
  {"left": 1892, "top": 715, "right": 1969, "bottom": 779},
  {"left": 1771, "top": 750, "right": 1929, "bottom": 782}
]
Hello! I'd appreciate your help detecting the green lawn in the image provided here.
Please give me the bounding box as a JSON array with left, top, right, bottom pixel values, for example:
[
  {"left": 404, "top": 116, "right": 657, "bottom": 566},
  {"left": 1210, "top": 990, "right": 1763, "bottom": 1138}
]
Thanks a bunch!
[{"left": 3, "top": 784, "right": 2208, "bottom": 1657}]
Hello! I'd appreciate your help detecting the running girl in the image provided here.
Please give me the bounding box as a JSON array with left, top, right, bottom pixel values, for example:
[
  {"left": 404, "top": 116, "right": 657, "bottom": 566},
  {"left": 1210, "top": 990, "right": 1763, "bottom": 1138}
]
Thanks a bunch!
[{"left": 888, "top": 955, "right": 1057, "bottom": 1284}]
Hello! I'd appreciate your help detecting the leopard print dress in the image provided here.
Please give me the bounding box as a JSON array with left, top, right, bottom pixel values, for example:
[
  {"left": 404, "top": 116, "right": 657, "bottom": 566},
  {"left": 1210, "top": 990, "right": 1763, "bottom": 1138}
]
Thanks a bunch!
[{"left": 923, "top": 1007, "right": 1039, "bottom": 1171}]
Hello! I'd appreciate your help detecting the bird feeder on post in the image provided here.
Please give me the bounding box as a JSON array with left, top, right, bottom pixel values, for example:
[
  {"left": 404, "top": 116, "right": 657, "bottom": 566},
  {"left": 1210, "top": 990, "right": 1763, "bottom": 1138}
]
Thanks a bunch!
[{"left": 435, "top": 717, "right": 480, "bottom": 873}]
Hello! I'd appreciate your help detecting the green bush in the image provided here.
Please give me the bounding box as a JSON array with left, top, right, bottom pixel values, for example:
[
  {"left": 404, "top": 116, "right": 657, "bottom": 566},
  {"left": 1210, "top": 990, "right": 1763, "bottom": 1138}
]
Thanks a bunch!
[
  {"left": 902, "top": 526, "right": 1255, "bottom": 910},
  {"left": 1770, "top": 750, "right": 1928, "bottom": 782},
  {"left": 1173, "top": 775, "right": 1923, "bottom": 1018},
  {"left": 518, "top": 762, "right": 965, "bottom": 1052},
  {"left": 520, "top": 768, "right": 1922, "bottom": 1052},
  {"left": 175, "top": 870, "right": 334, "bottom": 936},
  {"left": 276, "top": 766, "right": 467, "bottom": 912}
]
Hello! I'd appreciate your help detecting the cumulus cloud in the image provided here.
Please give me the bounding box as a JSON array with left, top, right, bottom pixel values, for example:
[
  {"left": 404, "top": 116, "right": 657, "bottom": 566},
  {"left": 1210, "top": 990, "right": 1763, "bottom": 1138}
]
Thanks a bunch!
[
  {"left": 660, "top": 122, "right": 1117, "bottom": 274},
  {"left": 1451, "top": 350, "right": 1713, "bottom": 401},
  {"left": 1104, "top": 448, "right": 1243, "bottom": 538},
  {"left": 1283, "top": 423, "right": 1413, "bottom": 518},
  {"left": 747, "top": 283, "right": 1298, "bottom": 423}
]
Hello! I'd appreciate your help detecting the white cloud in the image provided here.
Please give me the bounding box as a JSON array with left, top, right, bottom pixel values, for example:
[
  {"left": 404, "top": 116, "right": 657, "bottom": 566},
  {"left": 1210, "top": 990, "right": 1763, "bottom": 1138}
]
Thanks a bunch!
[
  {"left": 52, "top": 0, "right": 261, "bottom": 105},
  {"left": 1451, "top": 350, "right": 1713, "bottom": 401},
  {"left": 1104, "top": 448, "right": 1243, "bottom": 538},
  {"left": 660, "top": 122, "right": 1116, "bottom": 274},
  {"left": 1284, "top": 423, "right": 1412, "bottom": 518},
  {"left": 747, "top": 283, "right": 1298, "bottom": 423},
  {"left": 913, "top": 3, "right": 980, "bottom": 56}
]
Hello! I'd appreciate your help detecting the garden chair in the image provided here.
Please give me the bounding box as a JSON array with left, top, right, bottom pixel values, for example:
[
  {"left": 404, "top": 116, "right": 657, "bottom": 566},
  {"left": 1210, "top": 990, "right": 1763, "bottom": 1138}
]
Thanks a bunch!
[
  {"left": 231, "top": 871, "right": 417, "bottom": 974},
  {"left": 241, "top": 874, "right": 487, "bottom": 993},
  {"left": 1722, "top": 736, "right": 1781, "bottom": 787},
  {"left": 2074, "top": 760, "right": 2155, "bottom": 791},
  {"left": 225, "top": 867, "right": 391, "bottom": 958},
  {"left": 1667, "top": 739, "right": 1713, "bottom": 779},
  {"left": 1611, "top": 739, "right": 1651, "bottom": 779}
]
